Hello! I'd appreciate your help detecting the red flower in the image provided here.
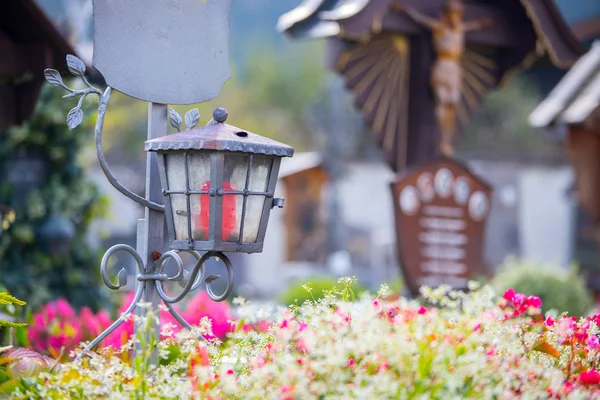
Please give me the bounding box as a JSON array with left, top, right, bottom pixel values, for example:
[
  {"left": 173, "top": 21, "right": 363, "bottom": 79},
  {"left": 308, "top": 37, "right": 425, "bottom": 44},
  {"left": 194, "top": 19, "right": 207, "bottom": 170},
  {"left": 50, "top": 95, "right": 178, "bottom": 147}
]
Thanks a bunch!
[
  {"left": 189, "top": 342, "right": 211, "bottom": 395},
  {"left": 580, "top": 370, "right": 600, "bottom": 385}
]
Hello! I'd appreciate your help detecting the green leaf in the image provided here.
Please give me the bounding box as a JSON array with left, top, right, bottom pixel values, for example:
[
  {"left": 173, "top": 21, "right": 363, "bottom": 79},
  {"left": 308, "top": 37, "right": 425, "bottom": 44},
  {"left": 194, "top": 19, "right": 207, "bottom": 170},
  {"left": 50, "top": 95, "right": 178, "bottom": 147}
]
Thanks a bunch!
[{"left": 417, "top": 349, "right": 435, "bottom": 379}]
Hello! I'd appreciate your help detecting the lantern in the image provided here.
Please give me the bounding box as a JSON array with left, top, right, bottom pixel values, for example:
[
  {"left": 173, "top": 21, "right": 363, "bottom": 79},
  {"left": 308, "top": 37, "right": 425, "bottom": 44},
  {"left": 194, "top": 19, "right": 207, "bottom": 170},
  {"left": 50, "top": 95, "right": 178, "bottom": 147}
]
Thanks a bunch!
[
  {"left": 38, "top": 215, "right": 75, "bottom": 256},
  {"left": 145, "top": 108, "right": 293, "bottom": 253}
]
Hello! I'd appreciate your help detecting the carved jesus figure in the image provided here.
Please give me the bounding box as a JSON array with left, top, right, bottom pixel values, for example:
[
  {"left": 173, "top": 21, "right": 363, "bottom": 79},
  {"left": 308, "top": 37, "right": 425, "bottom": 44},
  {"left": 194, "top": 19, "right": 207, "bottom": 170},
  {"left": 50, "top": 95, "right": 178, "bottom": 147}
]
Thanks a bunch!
[{"left": 392, "top": 0, "right": 492, "bottom": 156}]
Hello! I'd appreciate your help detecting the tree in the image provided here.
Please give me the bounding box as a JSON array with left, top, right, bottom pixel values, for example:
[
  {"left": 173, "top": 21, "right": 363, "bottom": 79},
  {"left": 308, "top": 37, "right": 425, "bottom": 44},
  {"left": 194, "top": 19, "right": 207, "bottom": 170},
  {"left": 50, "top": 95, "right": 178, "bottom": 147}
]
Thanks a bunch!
[
  {"left": 456, "top": 76, "right": 563, "bottom": 159},
  {"left": 0, "top": 84, "right": 109, "bottom": 310}
]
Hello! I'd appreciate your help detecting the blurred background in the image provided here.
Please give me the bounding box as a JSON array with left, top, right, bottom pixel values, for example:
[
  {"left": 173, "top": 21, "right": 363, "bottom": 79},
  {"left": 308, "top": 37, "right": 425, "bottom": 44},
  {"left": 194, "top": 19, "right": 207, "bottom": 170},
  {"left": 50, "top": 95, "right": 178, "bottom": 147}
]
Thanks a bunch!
[{"left": 0, "top": 0, "right": 599, "bottom": 347}]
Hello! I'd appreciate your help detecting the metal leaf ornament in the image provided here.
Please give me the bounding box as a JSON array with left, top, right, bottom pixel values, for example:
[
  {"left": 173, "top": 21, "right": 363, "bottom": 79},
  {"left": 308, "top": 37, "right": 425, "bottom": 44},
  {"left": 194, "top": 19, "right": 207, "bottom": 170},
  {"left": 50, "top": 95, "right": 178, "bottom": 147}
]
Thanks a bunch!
[
  {"left": 169, "top": 108, "right": 183, "bottom": 132},
  {"left": 43, "top": 70, "right": 67, "bottom": 89},
  {"left": 66, "top": 55, "right": 86, "bottom": 76},
  {"left": 66, "top": 107, "right": 84, "bottom": 131},
  {"left": 43, "top": 55, "right": 103, "bottom": 131},
  {"left": 185, "top": 108, "right": 200, "bottom": 130}
]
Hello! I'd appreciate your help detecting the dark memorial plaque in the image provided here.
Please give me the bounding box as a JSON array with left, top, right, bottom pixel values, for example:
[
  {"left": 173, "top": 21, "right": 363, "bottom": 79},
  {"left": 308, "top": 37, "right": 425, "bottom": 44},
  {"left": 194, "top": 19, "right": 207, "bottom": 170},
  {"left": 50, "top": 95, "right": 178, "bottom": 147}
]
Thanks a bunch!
[{"left": 391, "top": 158, "right": 492, "bottom": 295}]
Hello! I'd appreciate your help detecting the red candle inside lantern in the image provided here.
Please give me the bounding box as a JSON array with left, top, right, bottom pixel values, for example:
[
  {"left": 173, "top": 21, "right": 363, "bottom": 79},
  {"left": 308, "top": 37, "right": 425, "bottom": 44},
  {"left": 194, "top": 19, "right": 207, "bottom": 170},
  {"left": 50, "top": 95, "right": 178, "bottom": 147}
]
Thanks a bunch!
[{"left": 195, "top": 181, "right": 237, "bottom": 241}]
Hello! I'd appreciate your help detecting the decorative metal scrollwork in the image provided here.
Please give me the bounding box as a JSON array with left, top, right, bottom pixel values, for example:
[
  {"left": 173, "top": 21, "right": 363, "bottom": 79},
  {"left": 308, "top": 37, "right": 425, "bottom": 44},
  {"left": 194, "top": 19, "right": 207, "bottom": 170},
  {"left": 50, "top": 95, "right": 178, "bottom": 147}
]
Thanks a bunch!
[
  {"left": 100, "top": 244, "right": 144, "bottom": 290},
  {"left": 155, "top": 251, "right": 234, "bottom": 304},
  {"left": 75, "top": 246, "right": 235, "bottom": 361}
]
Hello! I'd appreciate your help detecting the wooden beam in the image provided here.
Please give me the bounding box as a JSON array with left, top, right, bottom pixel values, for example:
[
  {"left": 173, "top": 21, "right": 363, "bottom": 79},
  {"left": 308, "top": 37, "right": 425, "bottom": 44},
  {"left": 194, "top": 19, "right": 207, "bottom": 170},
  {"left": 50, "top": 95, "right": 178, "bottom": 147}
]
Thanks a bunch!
[
  {"left": 405, "top": 34, "right": 438, "bottom": 166},
  {"left": 340, "top": 0, "right": 533, "bottom": 48}
]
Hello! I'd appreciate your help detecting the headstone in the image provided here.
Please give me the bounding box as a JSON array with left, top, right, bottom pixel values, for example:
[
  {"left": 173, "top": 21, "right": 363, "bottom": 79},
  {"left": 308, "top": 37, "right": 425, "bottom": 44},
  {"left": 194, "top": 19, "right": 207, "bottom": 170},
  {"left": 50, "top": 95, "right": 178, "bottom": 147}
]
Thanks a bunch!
[{"left": 391, "top": 158, "right": 492, "bottom": 295}]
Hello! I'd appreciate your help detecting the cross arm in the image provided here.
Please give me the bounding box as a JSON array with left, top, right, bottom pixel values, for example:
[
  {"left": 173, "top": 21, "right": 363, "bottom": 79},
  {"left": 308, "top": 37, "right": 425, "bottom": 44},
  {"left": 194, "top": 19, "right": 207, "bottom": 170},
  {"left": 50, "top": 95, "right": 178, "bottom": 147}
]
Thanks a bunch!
[
  {"left": 463, "top": 17, "right": 494, "bottom": 33},
  {"left": 380, "top": 1, "right": 528, "bottom": 48},
  {"left": 390, "top": 1, "right": 437, "bottom": 30}
]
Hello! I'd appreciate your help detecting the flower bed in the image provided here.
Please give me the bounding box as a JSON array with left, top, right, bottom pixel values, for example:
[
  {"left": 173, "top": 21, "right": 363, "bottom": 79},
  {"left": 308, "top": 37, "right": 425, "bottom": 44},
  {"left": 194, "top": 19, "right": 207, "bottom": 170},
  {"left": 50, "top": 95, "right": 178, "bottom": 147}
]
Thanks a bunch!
[{"left": 3, "top": 280, "right": 600, "bottom": 399}]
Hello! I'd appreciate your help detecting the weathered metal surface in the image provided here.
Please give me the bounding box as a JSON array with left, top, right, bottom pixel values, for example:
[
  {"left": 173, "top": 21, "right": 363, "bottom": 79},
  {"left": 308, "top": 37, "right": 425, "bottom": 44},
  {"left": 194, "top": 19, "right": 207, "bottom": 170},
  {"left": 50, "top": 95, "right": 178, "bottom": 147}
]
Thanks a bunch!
[
  {"left": 92, "top": 0, "right": 231, "bottom": 104},
  {"left": 145, "top": 110, "right": 294, "bottom": 157},
  {"left": 391, "top": 158, "right": 492, "bottom": 296},
  {"left": 155, "top": 146, "right": 285, "bottom": 254}
]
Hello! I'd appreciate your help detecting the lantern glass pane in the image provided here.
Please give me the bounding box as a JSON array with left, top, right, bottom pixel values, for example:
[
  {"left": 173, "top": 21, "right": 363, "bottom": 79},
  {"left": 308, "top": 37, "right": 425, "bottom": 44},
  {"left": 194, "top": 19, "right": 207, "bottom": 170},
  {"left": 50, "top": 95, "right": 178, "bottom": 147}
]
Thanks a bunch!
[
  {"left": 241, "top": 156, "right": 272, "bottom": 242},
  {"left": 188, "top": 152, "right": 211, "bottom": 241},
  {"left": 242, "top": 196, "right": 266, "bottom": 242},
  {"left": 220, "top": 155, "right": 274, "bottom": 243},
  {"left": 249, "top": 157, "right": 272, "bottom": 192},
  {"left": 222, "top": 154, "right": 247, "bottom": 242},
  {"left": 166, "top": 152, "right": 211, "bottom": 241},
  {"left": 222, "top": 194, "right": 242, "bottom": 242},
  {"left": 224, "top": 154, "right": 248, "bottom": 191},
  {"left": 166, "top": 153, "right": 187, "bottom": 240}
]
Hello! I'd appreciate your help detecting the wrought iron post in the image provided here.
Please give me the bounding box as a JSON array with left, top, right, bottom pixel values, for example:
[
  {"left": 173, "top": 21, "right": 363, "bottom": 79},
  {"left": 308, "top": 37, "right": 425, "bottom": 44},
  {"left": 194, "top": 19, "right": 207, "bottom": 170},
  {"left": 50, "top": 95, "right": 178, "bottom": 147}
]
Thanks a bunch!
[
  {"left": 133, "top": 103, "right": 168, "bottom": 362},
  {"left": 43, "top": 1, "right": 293, "bottom": 364}
]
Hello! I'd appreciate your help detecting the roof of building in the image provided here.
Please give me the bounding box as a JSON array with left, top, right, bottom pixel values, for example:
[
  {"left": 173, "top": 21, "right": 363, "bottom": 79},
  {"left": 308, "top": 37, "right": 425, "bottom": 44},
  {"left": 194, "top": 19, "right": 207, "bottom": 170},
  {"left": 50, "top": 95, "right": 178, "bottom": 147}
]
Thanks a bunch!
[
  {"left": 278, "top": 0, "right": 582, "bottom": 67},
  {"left": 1, "top": 0, "right": 76, "bottom": 73},
  {"left": 529, "top": 41, "right": 600, "bottom": 127},
  {"left": 279, "top": 152, "right": 324, "bottom": 178}
]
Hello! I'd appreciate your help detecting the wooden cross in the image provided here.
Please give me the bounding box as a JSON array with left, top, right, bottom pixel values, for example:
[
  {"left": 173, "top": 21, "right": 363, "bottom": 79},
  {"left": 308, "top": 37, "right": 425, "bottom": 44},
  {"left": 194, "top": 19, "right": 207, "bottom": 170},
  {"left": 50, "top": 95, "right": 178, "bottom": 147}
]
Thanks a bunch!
[{"left": 282, "top": 0, "right": 581, "bottom": 171}]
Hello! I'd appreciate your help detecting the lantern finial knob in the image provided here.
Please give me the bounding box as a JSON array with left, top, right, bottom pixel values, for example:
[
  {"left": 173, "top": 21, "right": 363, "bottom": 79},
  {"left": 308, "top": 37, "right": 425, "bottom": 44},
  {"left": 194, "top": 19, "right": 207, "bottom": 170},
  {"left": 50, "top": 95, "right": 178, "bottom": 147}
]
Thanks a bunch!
[{"left": 213, "top": 108, "right": 228, "bottom": 123}]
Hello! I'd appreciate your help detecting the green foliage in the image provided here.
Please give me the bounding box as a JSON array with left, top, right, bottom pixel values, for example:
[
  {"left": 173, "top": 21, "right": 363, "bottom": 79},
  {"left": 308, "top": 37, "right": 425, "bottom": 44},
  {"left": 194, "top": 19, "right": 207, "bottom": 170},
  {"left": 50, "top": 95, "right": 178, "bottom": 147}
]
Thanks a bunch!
[
  {"left": 169, "top": 41, "right": 328, "bottom": 153},
  {"left": 0, "top": 292, "right": 26, "bottom": 329},
  {"left": 491, "top": 256, "right": 594, "bottom": 316},
  {"left": 279, "top": 276, "right": 367, "bottom": 306},
  {"left": 0, "top": 84, "right": 109, "bottom": 310},
  {"left": 458, "top": 76, "right": 561, "bottom": 157}
]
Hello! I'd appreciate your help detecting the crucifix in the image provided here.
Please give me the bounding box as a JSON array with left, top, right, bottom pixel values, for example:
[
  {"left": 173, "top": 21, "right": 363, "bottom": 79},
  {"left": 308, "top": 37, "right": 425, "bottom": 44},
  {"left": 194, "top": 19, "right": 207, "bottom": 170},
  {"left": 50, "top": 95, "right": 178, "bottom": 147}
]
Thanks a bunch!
[
  {"left": 391, "top": 0, "right": 493, "bottom": 156},
  {"left": 279, "top": 0, "right": 581, "bottom": 172},
  {"left": 279, "top": 0, "right": 580, "bottom": 293}
]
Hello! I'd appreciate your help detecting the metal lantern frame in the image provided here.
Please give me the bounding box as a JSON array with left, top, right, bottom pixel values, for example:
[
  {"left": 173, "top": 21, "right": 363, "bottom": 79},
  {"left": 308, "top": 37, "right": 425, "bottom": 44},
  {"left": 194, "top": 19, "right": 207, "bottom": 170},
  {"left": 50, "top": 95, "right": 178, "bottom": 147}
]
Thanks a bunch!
[
  {"left": 43, "top": 52, "right": 294, "bottom": 362},
  {"left": 146, "top": 109, "right": 293, "bottom": 254}
]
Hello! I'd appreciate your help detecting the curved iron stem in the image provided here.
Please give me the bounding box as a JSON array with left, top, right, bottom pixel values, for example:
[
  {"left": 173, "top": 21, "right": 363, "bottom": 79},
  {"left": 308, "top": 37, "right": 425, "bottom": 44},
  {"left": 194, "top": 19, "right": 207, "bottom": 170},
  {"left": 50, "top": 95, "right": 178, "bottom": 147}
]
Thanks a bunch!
[
  {"left": 164, "top": 302, "right": 192, "bottom": 331},
  {"left": 74, "top": 285, "right": 144, "bottom": 362},
  {"left": 101, "top": 244, "right": 144, "bottom": 290},
  {"left": 95, "top": 87, "right": 164, "bottom": 212},
  {"left": 204, "top": 253, "right": 234, "bottom": 302}
]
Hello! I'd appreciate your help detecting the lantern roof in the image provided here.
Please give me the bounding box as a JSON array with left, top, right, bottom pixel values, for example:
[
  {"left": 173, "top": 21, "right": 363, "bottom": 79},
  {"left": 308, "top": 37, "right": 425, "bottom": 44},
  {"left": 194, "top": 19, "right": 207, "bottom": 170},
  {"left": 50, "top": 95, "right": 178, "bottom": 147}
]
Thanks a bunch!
[{"left": 144, "top": 109, "right": 294, "bottom": 157}]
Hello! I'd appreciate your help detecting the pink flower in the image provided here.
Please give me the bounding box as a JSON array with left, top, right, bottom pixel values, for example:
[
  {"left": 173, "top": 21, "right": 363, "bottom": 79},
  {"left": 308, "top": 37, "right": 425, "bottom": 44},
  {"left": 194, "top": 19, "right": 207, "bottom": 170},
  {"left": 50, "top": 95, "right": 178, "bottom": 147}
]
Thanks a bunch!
[
  {"left": 580, "top": 370, "right": 600, "bottom": 385},
  {"left": 587, "top": 335, "right": 600, "bottom": 349},
  {"left": 348, "top": 358, "right": 356, "bottom": 367},
  {"left": 526, "top": 296, "right": 542, "bottom": 309},
  {"left": 418, "top": 306, "right": 428, "bottom": 315},
  {"left": 297, "top": 321, "right": 308, "bottom": 332},
  {"left": 503, "top": 288, "right": 515, "bottom": 302},
  {"left": 55, "top": 298, "right": 75, "bottom": 319},
  {"left": 545, "top": 316, "right": 555, "bottom": 327},
  {"left": 183, "top": 291, "right": 233, "bottom": 340}
]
